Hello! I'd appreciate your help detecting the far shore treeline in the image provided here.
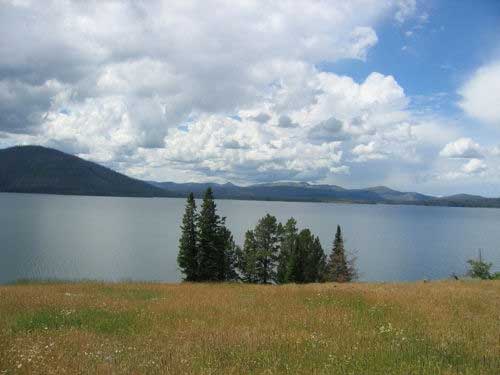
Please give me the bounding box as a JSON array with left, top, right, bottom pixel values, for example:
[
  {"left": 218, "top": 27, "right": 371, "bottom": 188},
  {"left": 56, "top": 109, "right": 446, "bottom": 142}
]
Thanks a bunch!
[{"left": 177, "top": 188, "right": 356, "bottom": 283}]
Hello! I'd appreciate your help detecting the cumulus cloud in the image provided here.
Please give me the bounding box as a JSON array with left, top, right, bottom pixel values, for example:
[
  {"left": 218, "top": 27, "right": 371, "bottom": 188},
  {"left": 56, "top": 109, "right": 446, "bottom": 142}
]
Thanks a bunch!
[
  {"left": 461, "top": 158, "right": 487, "bottom": 174},
  {"left": 0, "top": 1, "right": 401, "bottom": 158},
  {"left": 250, "top": 113, "right": 271, "bottom": 124},
  {"left": 137, "top": 114, "right": 346, "bottom": 183},
  {"left": 439, "top": 158, "right": 488, "bottom": 181},
  {"left": 277, "top": 115, "right": 299, "bottom": 128},
  {"left": 459, "top": 61, "right": 500, "bottom": 125},
  {"left": 351, "top": 142, "right": 387, "bottom": 162},
  {"left": 439, "top": 138, "right": 483, "bottom": 159},
  {"left": 308, "top": 117, "right": 346, "bottom": 143},
  {"left": 1, "top": 0, "right": 476, "bottom": 188}
]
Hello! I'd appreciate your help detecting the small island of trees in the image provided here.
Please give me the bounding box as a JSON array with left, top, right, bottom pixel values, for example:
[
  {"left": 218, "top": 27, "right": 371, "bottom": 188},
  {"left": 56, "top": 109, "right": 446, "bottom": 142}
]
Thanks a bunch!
[{"left": 177, "top": 188, "right": 357, "bottom": 283}]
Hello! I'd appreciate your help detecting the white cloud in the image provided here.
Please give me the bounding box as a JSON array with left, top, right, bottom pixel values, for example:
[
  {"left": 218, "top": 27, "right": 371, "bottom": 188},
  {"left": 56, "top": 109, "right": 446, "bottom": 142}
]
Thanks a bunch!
[
  {"left": 459, "top": 61, "right": 500, "bottom": 125},
  {"left": 439, "top": 158, "right": 488, "bottom": 181},
  {"left": 4, "top": 0, "right": 492, "bottom": 191},
  {"left": 395, "top": 0, "right": 417, "bottom": 23},
  {"left": 461, "top": 158, "right": 487, "bottom": 174},
  {"left": 351, "top": 142, "right": 387, "bottom": 161},
  {"left": 439, "top": 138, "right": 483, "bottom": 159},
  {"left": 137, "top": 114, "right": 346, "bottom": 182}
]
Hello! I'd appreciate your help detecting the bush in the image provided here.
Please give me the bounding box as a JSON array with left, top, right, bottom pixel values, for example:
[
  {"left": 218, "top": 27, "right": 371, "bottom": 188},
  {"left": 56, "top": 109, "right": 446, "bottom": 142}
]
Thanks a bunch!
[{"left": 467, "top": 256, "right": 493, "bottom": 280}]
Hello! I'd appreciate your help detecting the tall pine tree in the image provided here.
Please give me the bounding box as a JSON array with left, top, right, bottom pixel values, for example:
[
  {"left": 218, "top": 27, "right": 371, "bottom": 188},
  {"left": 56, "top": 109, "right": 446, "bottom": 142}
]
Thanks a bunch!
[
  {"left": 305, "top": 235, "right": 326, "bottom": 283},
  {"left": 239, "top": 230, "right": 259, "bottom": 283},
  {"left": 276, "top": 218, "right": 298, "bottom": 284},
  {"left": 286, "top": 233, "right": 306, "bottom": 283},
  {"left": 219, "top": 225, "right": 240, "bottom": 281},
  {"left": 239, "top": 214, "right": 281, "bottom": 283},
  {"left": 307, "top": 236, "right": 326, "bottom": 283},
  {"left": 286, "top": 229, "right": 325, "bottom": 283},
  {"left": 197, "top": 188, "right": 225, "bottom": 281},
  {"left": 253, "top": 214, "right": 280, "bottom": 283},
  {"left": 326, "top": 225, "right": 355, "bottom": 282},
  {"left": 177, "top": 193, "right": 198, "bottom": 281}
]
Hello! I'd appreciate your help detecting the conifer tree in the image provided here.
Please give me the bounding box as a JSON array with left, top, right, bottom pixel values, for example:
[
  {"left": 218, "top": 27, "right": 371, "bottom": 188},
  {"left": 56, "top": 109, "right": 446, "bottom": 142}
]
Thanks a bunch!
[
  {"left": 326, "top": 225, "right": 355, "bottom": 282},
  {"left": 286, "top": 234, "right": 306, "bottom": 283},
  {"left": 285, "top": 229, "right": 325, "bottom": 283},
  {"left": 177, "top": 193, "right": 198, "bottom": 281},
  {"left": 253, "top": 214, "right": 280, "bottom": 283},
  {"left": 239, "top": 229, "right": 259, "bottom": 283},
  {"left": 305, "top": 236, "right": 326, "bottom": 282},
  {"left": 276, "top": 218, "right": 298, "bottom": 284},
  {"left": 219, "top": 225, "right": 240, "bottom": 281},
  {"left": 197, "top": 188, "right": 225, "bottom": 281}
]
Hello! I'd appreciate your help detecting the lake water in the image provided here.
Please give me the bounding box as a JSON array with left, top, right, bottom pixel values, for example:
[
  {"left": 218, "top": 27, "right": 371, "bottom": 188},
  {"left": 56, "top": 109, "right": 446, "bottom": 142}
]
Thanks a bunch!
[{"left": 1, "top": 193, "right": 499, "bottom": 283}]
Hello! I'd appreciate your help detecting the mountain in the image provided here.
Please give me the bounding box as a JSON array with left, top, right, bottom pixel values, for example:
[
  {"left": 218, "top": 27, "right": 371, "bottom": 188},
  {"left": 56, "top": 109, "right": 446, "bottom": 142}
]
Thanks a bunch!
[
  {"left": 151, "top": 181, "right": 500, "bottom": 208},
  {"left": 2, "top": 145, "right": 499, "bottom": 208},
  {"left": 150, "top": 181, "right": 434, "bottom": 204},
  {"left": 0, "top": 146, "right": 175, "bottom": 197}
]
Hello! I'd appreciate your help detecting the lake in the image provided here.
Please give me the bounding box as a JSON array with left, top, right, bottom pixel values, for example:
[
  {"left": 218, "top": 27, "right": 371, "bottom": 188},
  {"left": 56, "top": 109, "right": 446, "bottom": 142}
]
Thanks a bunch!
[{"left": 1, "top": 193, "right": 499, "bottom": 283}]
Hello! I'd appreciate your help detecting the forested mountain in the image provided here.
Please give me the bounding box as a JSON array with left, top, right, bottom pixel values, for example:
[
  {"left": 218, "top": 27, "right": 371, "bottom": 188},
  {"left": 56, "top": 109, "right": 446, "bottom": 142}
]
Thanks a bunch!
[{"left": 0, "top": 146, "right": 175, "bottom": 197}]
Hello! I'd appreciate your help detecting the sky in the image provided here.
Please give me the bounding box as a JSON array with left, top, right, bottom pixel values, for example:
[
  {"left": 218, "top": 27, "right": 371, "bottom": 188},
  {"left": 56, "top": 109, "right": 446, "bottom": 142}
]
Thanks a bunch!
[{"left": 1, "top": 0, "right": 500, "bottom": 196}]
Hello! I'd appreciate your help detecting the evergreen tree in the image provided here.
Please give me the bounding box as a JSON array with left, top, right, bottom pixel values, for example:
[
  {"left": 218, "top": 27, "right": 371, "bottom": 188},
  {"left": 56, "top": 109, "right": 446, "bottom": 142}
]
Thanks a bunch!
[
  {"left": 326, "top": 225, "right": 355, "bottom": 282},
  {"left": 276, "top": 218, "right": 298, "bottom": 284},
  {"left": 239, "top": 230, "right": 259, "bottom": 283},
  {"left": 286, "top": 229, "right": 325, "bottom": 283},
  {"left": 177, "top": 193, "right": 198, "bottom": 281},
  {"left": 219, "top": 225, "right": 240, "bottom": 281},
  {"left": 286, "top": 233, "right": 306, "bottom": 283},
  {"left": 254, "top": 214, "right": 281, "bottom": 283},
  {"left": 197, "top": 188, "right": 225, "bottom": 281},
  {"left": 305, "top": 235, "right": 326, "bottom": 282}
]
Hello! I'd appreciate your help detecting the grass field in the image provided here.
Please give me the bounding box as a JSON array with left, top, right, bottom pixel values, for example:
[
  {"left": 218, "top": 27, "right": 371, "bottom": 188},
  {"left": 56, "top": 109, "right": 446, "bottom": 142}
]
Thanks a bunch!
[{"left": 0, "top": 280, "right": 499, "bottom": 374}]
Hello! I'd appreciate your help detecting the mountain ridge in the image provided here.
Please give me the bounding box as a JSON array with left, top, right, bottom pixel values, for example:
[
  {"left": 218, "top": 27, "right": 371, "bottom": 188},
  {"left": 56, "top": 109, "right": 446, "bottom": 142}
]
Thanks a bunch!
[
  {"left": 149, "top": 181, "right": 500, "bottom": 208},
  {"left": 1, "top": 145, "right": 500, "bottom": 208},
  {"left": 0, "top": 145, "right": 176, "bottom": 197}
]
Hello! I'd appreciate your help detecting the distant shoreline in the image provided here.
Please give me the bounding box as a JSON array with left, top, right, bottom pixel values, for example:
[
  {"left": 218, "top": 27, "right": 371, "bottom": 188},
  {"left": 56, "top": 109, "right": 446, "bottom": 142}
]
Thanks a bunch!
[{"left": 2, "top": 190, "right": 500, "bottom": 209}]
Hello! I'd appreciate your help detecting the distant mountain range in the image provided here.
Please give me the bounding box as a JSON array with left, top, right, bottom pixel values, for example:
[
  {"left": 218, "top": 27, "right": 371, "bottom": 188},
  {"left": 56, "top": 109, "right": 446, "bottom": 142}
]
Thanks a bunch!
[
  {"left": 150, "top": 181, "right": 500, "bottom": 208},
  {"left": 1, "top": 145, "right": 500, "bottom": 208}
]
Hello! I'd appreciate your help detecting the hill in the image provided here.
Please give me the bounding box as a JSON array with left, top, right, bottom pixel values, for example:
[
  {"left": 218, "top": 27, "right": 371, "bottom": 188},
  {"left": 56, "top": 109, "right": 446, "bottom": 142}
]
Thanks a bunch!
[{"left": 0, "top": 146, "right": 175, "bottom": 197}]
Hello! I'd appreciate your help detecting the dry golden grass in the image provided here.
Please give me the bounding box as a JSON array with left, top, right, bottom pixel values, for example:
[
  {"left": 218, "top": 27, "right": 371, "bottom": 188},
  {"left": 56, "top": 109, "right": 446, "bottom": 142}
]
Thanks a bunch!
[{"left": 0, "top": 280, "right": 498, "bottom": 374}]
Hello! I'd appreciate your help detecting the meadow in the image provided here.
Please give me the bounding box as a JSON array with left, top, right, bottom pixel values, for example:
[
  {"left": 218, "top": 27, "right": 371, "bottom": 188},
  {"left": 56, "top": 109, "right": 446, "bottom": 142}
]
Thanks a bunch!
[{"left": 0, "top": 280, "right": 498, "bottom": 374}]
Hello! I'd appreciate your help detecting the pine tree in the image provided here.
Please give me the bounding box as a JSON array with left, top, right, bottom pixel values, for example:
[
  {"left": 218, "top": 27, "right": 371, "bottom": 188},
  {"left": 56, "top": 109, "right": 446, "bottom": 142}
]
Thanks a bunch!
[
  {"left": 305, "top": 236, "right": 326, "bottom": 282},
  {"left": 197, "top": 188, "right": 225, "bottom": 281},
  {"left": 326, "top": 225, "right": 355, "bottom": 282},
  {"left": 239, "top": 229, "right": 259, "bottom": 283},
  {"left": 253, "top": 214, "right": 280, "bottom": 283},
  {"left": 219, "top": 225, "right": 240, "bottom": 281},
  {"left": 276, "top": 218, "right": 298, "bottom": 284},
  {"left": 177, "top": 193, "right": 198, "bottom": 281},
  {"left": 286, "top": 234, "right": 306, "bottom": 283},
  {"left": 285, "top": 229, "right": 325, "bottom": 283}
]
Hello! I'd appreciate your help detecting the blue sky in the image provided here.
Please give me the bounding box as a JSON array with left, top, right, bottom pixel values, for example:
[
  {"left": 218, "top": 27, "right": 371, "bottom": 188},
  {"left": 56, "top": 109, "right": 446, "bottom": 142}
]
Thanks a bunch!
[
  {"left": 1, "top": 0, "right": 500, "bottom": 196},
  {"left": 329, "top": 0, "right": 500, "bottom": 108}
]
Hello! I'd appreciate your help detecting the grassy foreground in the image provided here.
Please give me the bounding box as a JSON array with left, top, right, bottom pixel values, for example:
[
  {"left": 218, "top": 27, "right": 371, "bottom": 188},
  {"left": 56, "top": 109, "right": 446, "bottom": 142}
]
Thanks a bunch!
[{"left": 0, "top": 281, "right": 498, "bottom": 374}]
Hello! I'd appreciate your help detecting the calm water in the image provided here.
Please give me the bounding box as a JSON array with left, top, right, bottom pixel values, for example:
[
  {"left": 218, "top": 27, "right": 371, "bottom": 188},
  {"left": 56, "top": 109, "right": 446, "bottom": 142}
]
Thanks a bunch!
[{"left": 1, "top": 193, "right": 499, "bottom": 283}]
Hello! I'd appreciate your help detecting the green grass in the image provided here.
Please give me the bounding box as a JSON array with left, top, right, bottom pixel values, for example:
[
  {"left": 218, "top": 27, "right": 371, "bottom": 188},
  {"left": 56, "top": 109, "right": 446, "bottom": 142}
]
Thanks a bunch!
[{"left": 13, "top": 308, "right": 140, "bottom": 336}]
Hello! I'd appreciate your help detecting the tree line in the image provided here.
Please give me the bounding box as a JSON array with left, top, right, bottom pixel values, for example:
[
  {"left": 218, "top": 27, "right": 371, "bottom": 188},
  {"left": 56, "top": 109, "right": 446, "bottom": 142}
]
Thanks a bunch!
[{"left": 177, "top": 188, "right": 357, "bottom": 283}]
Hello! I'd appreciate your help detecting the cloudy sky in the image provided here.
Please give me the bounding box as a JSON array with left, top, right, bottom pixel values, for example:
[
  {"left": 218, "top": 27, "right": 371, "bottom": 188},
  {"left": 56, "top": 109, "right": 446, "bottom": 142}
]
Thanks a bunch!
[{"left": 1, "top": 0, "right": 500, "bottom": 195}]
